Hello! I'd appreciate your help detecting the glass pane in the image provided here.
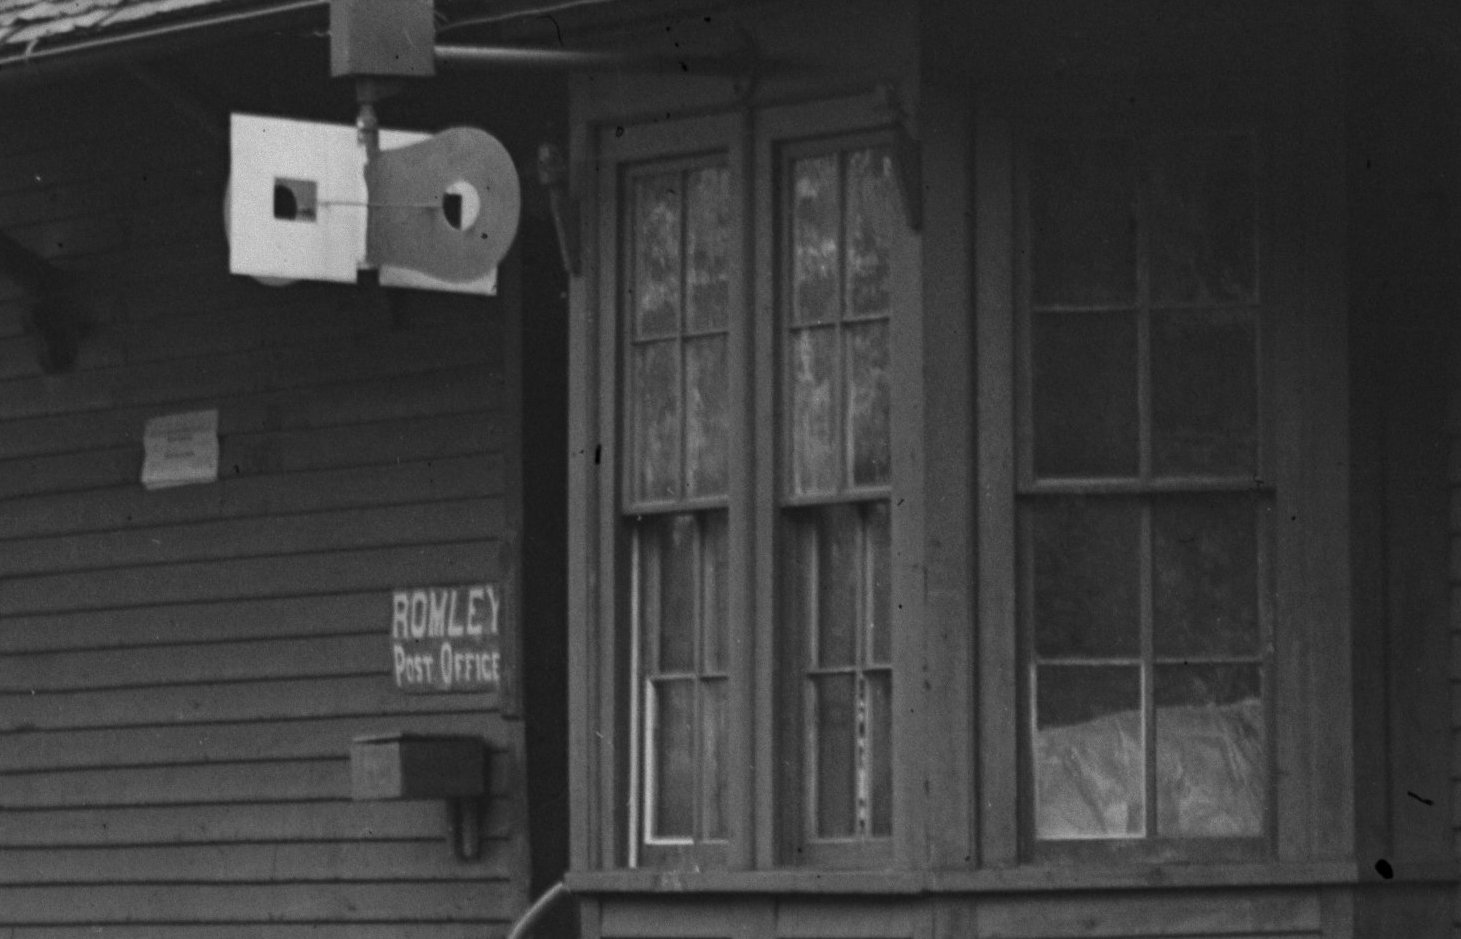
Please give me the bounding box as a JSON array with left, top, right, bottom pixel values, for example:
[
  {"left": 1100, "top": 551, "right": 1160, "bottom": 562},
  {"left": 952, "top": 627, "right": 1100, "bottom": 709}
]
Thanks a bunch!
[
  {"left": 1032, "top": 312, "right": 1138, "bottom": 477},
  {"left": 1152, "top": 310, "right": 1257, "bottom": 476},
  {"left": 632, "top": 340, "right": 680, "bottom": 501},
  {"left": 701, "top": 512, "right": 729, "bottom": 674},
  {"left": 1150, "top": 135, "right": 1257, "bottom": 305},
  {"left": 866, "top": 670, "right": 893, "bottom": 836},
  {"left": 1156, "top": 664, "right": 1264, "bottom": 837},
  {"left": 632, "top": 172, "right": 682, "bottom": 337},
  {"left": 1153, "top": 498, "right": 1259, "bottom": 658},
  {"left": 798, "top": 504, "right": 860, "bottom": 669},
  {"left": 1033, "top": 664, "right": 1144, "bottom": 839},
  {"left": 701, "top": 677, "right": 729, "bottom": 839},
  {"left": 685, "top": 166, "right": 730, "bottom": 331},
  {"left": 1029, "top": 138, "right": 1137, "bottom": 306},
  {"left": 845, "top": 147, "right": 897, "bottom": 318},
  {"left": 866, "top": 502, "right": 892, "bottom": 665},
  {"left": 685, "top": 335, "right": 729, "bottom": 497},
  {"left": 1030, "top": 498, "right": 1141, "bottom": 658},
  {"left": 790, "top": 326, "right": 839, "bottom": 494},
  {"left": 812, "top": 672, "right": 857, "bottom": 837},
  {"left": 639, "top": 514, "right": 696, "bottom": 672},
  {"left": 792, "top": 154, "right": 841, "bottom": 325},
  {"left": 847, "top": 321, "right": 891, "bottom": 487},
  {"left": 651, "top": 678, "right": 695, "bottom": 838}
]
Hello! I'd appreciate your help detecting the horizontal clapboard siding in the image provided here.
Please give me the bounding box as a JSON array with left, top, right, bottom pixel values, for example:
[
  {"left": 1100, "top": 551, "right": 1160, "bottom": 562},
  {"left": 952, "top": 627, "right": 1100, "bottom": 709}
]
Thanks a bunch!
[{"left": 0, "top": 72, "right": 528, "bottom": 934}]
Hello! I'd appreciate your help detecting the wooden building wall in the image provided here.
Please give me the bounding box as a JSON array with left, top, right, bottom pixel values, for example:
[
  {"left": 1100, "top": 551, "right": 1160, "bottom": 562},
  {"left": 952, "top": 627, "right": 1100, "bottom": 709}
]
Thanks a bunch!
[
  {"left": 0, "top": 70, "right": 533, "bottom": 936},
  {"left": 1452, "top": 360, "right": 1461, "bottom": 936}
]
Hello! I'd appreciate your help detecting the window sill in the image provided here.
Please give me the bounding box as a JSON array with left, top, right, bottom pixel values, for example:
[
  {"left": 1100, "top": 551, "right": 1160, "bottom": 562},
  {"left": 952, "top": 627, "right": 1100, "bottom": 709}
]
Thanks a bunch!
[{"left": 564, "top": 860, "right": 1457, "bottom": 897}]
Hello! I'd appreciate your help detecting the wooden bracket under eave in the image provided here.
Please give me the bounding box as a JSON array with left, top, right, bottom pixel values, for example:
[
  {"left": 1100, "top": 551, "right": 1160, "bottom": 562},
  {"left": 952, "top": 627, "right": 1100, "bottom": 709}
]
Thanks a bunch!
[
  {"left": 0, "top": 232, "right": 87, "bottom": 373},
  {"left": 875, "top": 82, "right": 923, "bottom": 233},
  {"left": 537, "top": 142, "right": 581, "bottom": 277},
  {"left": 893, "top": 121, "right": 923, "bottom": 233}
]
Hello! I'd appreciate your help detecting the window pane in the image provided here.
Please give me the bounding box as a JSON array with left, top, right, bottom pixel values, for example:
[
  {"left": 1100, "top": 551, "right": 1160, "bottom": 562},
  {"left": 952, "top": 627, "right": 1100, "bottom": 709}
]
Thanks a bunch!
[
  {"left": 632, "top": 340, "right": 680, "bottom": 501},
  {"left": 639, "top": 515, "right": 696, "bottom": 672},
  {"left": 790, "top": 326, "right": 839, "bottom": 495},
  {"left": 1030, "top": 498, "right": 1141, "bottom": 658},
  {"left": 633, "top": 173, "right": 682, "bottom": 337},
  {"left": 1155, "top": 664, "right": 1264, "bottom": 837},
  {"left": 686, "top": 166, "right": 730, "bottom": 331},
  {"left": 1034, "top": 664, "right": 1144, "bottom": 839},
  {"left": 1153, "top": 497, "right": 1259, "bottom": 658},
  {"left": 701, "top": 512, "right": 729, "bottom": 675},
  {"left": 1032, "top": 311, "right": 1138, "bottom": 477},
  {"left": 845, "top": 147, "right": 897, "bottom": 318},
  {"left": 847, "top": 321, "right": 891, "bottom": 487},
  {"left": 792, "top": 154, "right": 841, "bottom": 325},
  {"left": 685, "top": 335, "right": 729, "bottom": 497},
  {"left": 1029, "top": 139, "right": 1137, "bottom": 306},
  {"left": 866, "top": 670, "right": 893, "bottom": 837},
  {"left": 651, "top": 678, "right": 695, "bottom": 838},
  {"left": 790, "top": 504, "right": 860, "bottom": 669},
  {"left": 812, "top": 672, "right": 857, "bottom": 837},
  {"left": 867, "top": 502, "right": 891, "bottom": 665},
  {"left": 701, "top": 677, "right": 729, "bottom": 839},
  {"left": 1150, "top": 135, "right": 1257, "bottom": 305},
  {"left": 1152, "top": 310, "right": 1257, "bottom": 476}
]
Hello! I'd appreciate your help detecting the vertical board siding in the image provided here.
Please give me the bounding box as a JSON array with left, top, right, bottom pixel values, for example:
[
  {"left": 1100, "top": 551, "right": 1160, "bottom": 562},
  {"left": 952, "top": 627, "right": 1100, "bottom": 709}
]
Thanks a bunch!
[
  {"left": 1451, "top": 341, "right": 1461, "bottom": 939},
  {"left": 0, "top": 79, "right": 528, "bottom": 933},
  {"left": 1453, "top": 366, "right": 1461, "bottom": 937}
]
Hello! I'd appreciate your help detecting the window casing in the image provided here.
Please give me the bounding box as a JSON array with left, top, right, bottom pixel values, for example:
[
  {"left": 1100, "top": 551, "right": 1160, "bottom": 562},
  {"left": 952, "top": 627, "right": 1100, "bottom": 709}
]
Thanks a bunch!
[
  {"left": 775, "top": 137, "right": 902, "bottom": 864},
  {"left": 1015, "top": 131, "right": 1274, "bottom": 861},
  {"left": 595, "top": 101, "right": 917, "bottom": 871}
]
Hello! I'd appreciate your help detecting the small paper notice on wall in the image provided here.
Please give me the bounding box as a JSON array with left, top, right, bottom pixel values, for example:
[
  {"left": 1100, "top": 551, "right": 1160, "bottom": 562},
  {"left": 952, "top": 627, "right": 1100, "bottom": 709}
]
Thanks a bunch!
[{"left": 142, "top": 409, "right": 219, "bottom": 490}]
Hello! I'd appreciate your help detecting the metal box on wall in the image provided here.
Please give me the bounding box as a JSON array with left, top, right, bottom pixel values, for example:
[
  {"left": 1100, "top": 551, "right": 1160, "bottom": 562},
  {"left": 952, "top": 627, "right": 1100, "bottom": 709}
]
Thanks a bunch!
[
  {"left": 349, "top": 732, "right": 485, "bottom": 800},
  {"left": 330, "top": 0, "right": 436, "bottom": 78}
]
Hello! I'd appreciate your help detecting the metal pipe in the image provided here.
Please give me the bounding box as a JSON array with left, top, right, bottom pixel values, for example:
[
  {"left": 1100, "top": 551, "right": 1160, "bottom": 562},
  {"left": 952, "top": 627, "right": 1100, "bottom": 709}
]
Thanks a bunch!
[
  {"left": 505, "top": 881, "right": 571, "bottom": 939},
  {"left": 435, "top": 42, "right": 746, "bottom": 75}
]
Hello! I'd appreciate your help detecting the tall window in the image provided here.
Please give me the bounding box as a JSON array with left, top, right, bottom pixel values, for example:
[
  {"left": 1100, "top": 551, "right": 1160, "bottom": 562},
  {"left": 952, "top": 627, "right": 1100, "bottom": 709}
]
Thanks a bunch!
[
  {"left": 604, "top": 105, "right": 913, "bottom": 869},
  {"left": 625, "top": 163, "right": 732, "bottom": 852},
  {"left": 1019, "top": 134, "right": 1270, "bottom": 852},
  {"left": 780, "top": 143, "right": 898, "bottom": 850}
]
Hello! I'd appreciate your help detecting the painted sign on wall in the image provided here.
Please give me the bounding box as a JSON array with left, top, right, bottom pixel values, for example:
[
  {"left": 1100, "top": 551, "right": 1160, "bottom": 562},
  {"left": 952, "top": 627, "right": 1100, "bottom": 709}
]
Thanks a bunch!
[{"left": 390, "top": 584, "right": 505, "bottom": 695}]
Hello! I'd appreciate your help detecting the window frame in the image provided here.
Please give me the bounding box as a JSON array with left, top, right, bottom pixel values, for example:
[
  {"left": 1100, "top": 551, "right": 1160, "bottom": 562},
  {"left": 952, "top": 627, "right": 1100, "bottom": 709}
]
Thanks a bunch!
[
  {"left": 1011, "top": 129, "right": 1277, "bottom": 863},
  {"left": 584, "top": 97, "right": 922, "bottom": 873},
  {"left": 593, "top": 112, "right": 752, "bottom": 872},
  {"left": 973, "top": 105, "right": 1353, "bottom": 870},
  {"left": 759, "top": 121, "right": 917, "bottom": 870},
  {"left": 755, "top": 99, "right": 922, "bottom": 870}
]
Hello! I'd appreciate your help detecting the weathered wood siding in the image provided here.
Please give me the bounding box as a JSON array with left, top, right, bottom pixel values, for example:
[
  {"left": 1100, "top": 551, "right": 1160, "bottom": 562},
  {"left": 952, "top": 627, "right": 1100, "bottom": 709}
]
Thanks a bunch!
[
  {"left": 1453, "top": 353, "right": 1461, "bottom": 936},
  {"left": 0, "top": 74, "right": 530, "bottom": 935}
]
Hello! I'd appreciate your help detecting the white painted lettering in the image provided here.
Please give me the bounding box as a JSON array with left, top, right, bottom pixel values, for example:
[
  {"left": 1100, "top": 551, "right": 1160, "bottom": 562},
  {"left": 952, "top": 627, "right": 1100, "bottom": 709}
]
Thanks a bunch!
[
  {"left": 409, "top": 590, "right": 428, "bottom": 639},
  {"left": 393, "top": 643, "right": 408, "bottom": 683},
  {"left": 428, "top": 590, "right": 449, "bottom": 638},
  {"left": 466, "top": 587, "right": 485, "bottom": 636},
  {"left": 485, "top": 585, "right": 501, "bottom": 635},
  {"left": 439, "top": 643, "right": 454, "bottom": 688},
  {"left": 447, "top": 589, "right": 464, "bottom": 638},
  {"left": 391, "top": 592, "right": 409, "bottom": 639}
]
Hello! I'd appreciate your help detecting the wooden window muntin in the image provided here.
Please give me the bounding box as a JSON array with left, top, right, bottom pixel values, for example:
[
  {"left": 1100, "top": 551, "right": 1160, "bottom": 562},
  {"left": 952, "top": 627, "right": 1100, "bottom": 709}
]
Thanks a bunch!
[
  {"left": 773, "top": 130, "right": 906, "bottom": 867},
  {"left": 618, "top": 150, "right": 737, "bottom": 867},
  {"left": 1015, "top": 131, "right": 1275, "bottom": 862}
]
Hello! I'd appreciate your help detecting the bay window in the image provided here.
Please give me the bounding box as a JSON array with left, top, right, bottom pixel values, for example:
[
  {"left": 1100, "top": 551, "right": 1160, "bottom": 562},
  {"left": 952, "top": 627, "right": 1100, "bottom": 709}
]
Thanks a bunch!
[{"left": 578, "top": 92, "right": 1346, "bottom": 885}]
